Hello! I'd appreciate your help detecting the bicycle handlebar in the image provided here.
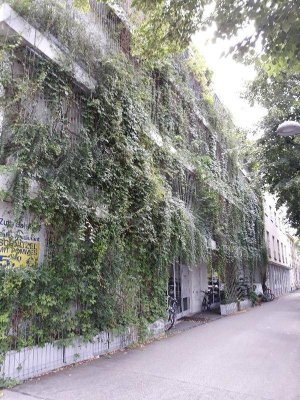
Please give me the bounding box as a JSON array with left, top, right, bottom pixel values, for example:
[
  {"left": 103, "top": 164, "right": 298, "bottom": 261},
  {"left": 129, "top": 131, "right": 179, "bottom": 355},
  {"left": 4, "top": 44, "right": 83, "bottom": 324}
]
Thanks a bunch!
[{"left": 167, "top": 295, "right": 178, "bottom": 302}]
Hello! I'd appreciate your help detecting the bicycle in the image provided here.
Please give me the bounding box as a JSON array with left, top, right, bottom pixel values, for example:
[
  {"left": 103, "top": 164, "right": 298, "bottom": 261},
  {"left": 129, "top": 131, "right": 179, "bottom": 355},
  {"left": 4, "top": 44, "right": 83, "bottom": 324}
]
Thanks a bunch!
[
  {"left": 201, "top": 290, "right": 211, "bottom": 312},
  {"left": 165, "top": 295, "right": 178, "bottom": 331},
  {"left": 262, "top": 288, "right": 275, "bottom": 302}
]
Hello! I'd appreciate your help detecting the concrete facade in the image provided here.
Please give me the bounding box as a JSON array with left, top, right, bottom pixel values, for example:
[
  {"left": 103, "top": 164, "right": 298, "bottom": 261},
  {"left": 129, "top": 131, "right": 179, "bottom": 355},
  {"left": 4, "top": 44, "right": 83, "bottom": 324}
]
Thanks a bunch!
[
  {"left": 169, "top": 262, "right": 209, "bottom": 318},
  {"left": 263, "top": 193, "right": 300, "bottom": 296},
  {"left": 0, "top": 1, "right": 266, "bottom": 382},
  {"left": 0, "top": 1, "right": 213, "bottom": 382},
  {"left": 0, "top": 3, "right": 96, "bottom": 90}
]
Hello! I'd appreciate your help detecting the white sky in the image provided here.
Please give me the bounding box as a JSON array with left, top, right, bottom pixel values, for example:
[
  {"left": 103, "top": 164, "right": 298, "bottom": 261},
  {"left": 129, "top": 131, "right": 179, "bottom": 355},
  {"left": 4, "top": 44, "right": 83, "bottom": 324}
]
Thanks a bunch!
[{"left": 193, "top": 27, "right": 267, "bottom": 134}]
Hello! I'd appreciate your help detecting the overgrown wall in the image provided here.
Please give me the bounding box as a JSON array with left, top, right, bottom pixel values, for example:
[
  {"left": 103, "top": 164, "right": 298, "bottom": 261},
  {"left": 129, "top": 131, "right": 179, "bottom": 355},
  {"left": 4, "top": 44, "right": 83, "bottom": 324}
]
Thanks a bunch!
[{"left": 0, "top": 0, "right": 267, "bottom": 364}]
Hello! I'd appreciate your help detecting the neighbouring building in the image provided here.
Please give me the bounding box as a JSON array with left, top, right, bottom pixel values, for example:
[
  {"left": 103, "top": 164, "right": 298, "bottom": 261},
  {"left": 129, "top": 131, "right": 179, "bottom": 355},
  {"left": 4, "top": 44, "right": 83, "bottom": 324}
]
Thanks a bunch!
[
  {"left": 0, "top": 0, "right": 266, "bottom": 381},
  {"left": 263, "top": 193, "right": 300, "bottom": 296}
]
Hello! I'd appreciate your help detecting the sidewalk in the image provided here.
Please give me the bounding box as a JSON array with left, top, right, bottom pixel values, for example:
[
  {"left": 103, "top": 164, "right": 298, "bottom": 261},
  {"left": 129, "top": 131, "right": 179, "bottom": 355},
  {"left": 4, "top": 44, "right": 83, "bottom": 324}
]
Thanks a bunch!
[
  {"left": 168, "top": 309, "right": 222, "bottom": 335},
  {"left": 3, "top": 292, "right": 300, "bottom": 400}
]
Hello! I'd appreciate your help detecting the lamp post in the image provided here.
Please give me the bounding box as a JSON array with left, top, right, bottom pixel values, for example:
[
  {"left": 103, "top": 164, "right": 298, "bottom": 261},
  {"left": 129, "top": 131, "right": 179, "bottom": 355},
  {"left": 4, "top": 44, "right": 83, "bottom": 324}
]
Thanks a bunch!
[{"left": 276, "top": 121, "right": 300, "bottom": 137}]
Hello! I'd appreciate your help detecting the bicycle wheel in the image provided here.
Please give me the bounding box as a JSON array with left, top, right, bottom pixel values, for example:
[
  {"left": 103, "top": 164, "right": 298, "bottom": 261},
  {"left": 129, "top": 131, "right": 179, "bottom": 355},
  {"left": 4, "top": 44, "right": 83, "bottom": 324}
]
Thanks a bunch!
[
  {"left": 165, "top": 312, "right": 175, "bottom": 331},
  {"left": 265, "top": 289, "right": 275, "bottom": 301},
  {"left": 202, "top": 297, "right": 208, "bottom": 312},
  {"left": 263, "top": 292, "right": 271, "bottom": 302}
]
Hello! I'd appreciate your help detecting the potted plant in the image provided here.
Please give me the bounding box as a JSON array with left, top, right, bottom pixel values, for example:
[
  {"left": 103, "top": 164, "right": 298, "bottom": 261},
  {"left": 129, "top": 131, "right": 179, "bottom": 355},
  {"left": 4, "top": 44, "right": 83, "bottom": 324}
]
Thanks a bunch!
[
  {"left": 256, "top": 293, "right": 263, "bottom": 306},
  {"left": 249, "top": 290, "right": 258, "bottom": 306}
]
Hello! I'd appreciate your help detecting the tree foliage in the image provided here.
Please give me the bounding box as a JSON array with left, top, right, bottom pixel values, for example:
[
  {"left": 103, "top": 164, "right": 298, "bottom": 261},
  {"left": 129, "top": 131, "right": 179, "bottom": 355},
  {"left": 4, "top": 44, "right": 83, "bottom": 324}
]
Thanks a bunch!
[
  {"left": 105, "top": 0, "right": 300, "bottom": 76},
  {"left": 130, "top": 0, "right": 209, "bottom": 59},
  {"left": 247, "top": 66, "right": 300, "bottom": 234},
  {"left": 210, "top": 0, "right": 300, "bottom": 75}
]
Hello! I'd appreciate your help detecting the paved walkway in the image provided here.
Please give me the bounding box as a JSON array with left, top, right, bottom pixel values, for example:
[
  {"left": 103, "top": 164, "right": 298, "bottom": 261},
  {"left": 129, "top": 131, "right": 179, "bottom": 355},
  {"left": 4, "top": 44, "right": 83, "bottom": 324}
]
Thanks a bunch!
[
  {"left": 168, "top": 308, "right": 222, "bottom": 335},
  {"left": 3, "top": 292, "right": 300, "bottom": 400}
]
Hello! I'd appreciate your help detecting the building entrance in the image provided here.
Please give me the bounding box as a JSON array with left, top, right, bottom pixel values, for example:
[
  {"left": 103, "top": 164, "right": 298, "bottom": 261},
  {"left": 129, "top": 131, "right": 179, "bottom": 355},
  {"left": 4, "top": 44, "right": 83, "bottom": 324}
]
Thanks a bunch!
[{"left": 168, "top": 260, "right": 191, "bottom": 318}]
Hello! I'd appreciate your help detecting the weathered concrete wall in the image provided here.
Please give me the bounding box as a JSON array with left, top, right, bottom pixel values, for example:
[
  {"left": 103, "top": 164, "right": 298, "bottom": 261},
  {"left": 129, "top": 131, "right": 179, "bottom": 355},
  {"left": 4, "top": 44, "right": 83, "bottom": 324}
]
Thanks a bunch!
[
  {"left": 266, "top": 263, "right": 291, "bottom": 297},
  {"left": 0, "top": 3, "right": 96, "bottom": 90},
  {"left": 1, "top": 320, "right": 165, "bottom": 382}
]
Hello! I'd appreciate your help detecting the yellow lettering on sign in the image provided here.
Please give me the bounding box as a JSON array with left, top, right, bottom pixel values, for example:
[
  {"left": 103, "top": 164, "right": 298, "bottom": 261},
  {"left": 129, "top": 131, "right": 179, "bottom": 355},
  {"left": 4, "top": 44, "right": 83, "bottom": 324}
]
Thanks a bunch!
[{"left": 0, "top": 240, "right": 40, "bottom": 268}]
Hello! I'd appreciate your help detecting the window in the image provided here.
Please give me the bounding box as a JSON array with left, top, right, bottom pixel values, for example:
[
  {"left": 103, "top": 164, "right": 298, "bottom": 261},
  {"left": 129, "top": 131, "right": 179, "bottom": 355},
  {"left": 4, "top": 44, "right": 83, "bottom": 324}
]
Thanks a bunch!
[
  {"left": 284, "top": 245, "right": 287, "bottom": 264},
  {"left": 269, "top": 206, "right": 273, "bottom": 222},
  {"left": 273, "top": 236, "right": 276, "bottom": 259},
  {"left": 266, "top": 231, "right": 271, "bottom": 258},
  {"left": 281, "top": 243, "right": 284, "bottom": 263},
  {"left": 277, "top": 239, "right": 281, "bottom": 262}
]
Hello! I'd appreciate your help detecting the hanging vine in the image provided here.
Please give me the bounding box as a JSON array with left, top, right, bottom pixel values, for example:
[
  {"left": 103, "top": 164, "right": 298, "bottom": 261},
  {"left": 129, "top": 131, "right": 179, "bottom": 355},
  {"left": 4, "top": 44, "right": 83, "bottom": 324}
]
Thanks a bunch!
[{"left": 0, "top": 0, "right": 266, "bottom": 354}]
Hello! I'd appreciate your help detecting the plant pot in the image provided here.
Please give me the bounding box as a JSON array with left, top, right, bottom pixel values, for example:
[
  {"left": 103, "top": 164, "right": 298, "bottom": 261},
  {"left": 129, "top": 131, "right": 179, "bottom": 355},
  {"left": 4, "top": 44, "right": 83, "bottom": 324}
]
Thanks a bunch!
[
  {"left": 220, "top": 302, "right": 238, "bottom": 316},
  {"left": 238, "top": 299, "right": 252, "bottom": 311},
  {"left": 256, "top": 297, "right": 263, "bottom": 306}
]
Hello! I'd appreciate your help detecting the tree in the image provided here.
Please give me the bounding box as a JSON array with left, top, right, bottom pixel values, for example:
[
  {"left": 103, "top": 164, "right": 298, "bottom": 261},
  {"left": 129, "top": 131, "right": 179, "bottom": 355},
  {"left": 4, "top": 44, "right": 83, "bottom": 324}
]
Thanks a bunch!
[
  {"left": 247, "top": 67, "right": 300, "bottom": 233},
  {"left": 258, "top": 130, "right": 300, "bottom": 234},
  {"left": 130, "top": 0, "right": 300, "bottom": 75},
  {"left": 130, "top": 0, "right": 209, "bottom": 59},
  {"left": 210, "top": 0, "right": 300, "bottom": 76}
]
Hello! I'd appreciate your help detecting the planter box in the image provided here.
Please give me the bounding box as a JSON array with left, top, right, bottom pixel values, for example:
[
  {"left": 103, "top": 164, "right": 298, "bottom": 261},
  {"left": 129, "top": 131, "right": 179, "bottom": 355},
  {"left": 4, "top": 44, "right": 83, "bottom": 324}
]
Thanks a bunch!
[
  {"left": 238, "top": 299, "right": 252, "bottom": 311},
  {"left": 220, "top": 302, "right": 238, "bottom": 316}
]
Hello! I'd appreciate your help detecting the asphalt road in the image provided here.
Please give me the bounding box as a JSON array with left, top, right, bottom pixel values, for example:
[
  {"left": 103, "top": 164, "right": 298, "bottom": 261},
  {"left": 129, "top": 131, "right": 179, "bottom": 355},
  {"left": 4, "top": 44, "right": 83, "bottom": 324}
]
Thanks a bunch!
[{"left": 3, "top": 291, "right": 300, "bottom": 400}]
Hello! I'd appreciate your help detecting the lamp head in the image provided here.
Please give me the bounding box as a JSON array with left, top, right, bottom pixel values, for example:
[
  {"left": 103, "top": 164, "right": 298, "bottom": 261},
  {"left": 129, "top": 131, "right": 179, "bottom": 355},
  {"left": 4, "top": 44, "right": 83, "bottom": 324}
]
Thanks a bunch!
[{"left": 276, "top": 121, "right": 300, "bottom": 137}]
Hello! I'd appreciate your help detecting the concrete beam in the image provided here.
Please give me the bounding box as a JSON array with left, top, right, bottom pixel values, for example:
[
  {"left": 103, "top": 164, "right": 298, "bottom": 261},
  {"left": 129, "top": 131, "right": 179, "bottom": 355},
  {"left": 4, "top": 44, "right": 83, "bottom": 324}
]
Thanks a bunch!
[{"left": 0, "top": 3, "right": 96, "bottom": 91}]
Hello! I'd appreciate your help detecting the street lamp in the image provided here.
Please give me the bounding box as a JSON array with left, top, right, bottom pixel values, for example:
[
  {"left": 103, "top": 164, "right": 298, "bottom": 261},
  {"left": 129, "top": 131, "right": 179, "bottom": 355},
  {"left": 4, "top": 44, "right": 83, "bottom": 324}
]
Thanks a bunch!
[{"left": 276, "top": 121, "right": 300, "bottom": 137}]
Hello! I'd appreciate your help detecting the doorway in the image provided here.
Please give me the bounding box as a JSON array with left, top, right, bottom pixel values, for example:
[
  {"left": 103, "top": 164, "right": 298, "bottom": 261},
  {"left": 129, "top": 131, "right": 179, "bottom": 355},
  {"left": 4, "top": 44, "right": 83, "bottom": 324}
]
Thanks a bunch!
[{"left": 168, "top": 260, "right": 191, "bottom": 318}]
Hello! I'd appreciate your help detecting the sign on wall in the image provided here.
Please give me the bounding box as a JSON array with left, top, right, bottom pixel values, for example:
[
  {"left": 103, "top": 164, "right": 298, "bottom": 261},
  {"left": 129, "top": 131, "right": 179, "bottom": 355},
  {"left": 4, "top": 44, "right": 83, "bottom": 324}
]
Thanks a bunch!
[{"left": 0, "top": 201, "right": 46, "bottom": 268}]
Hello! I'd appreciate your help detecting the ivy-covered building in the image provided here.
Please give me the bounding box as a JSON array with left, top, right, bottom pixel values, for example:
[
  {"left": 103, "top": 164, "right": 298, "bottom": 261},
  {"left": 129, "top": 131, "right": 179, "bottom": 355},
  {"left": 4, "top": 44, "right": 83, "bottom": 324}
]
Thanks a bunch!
[{"left": 0, "top": 0, "right": 266, "bottom": 381}]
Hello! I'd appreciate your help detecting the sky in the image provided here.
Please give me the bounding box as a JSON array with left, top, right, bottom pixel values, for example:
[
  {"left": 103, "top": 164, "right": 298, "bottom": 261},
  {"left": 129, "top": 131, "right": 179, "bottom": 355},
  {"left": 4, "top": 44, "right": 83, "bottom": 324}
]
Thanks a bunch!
[{"left": 193, "top": 27, "right": 267, "bottom": 135}]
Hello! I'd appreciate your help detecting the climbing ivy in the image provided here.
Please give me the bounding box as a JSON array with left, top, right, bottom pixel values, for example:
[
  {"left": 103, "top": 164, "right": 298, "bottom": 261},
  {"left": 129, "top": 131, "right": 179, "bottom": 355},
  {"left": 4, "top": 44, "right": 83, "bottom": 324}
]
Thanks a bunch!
[{"left": 0, "top": 0, "right": 266, "bottom": 353}]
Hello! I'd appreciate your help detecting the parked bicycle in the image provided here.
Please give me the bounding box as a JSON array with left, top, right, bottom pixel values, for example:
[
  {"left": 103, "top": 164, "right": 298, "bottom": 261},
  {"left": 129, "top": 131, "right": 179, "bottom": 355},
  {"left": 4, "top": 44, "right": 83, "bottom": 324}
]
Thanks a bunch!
[
  {"left": 165, "top": 295, "right": 178, "bottom": 331},
  {"left": 201, "top": 290, "right": 211, "bottom": 312},
  {"left": 262, "top": 288, "right": 275, "bottom": 302}
]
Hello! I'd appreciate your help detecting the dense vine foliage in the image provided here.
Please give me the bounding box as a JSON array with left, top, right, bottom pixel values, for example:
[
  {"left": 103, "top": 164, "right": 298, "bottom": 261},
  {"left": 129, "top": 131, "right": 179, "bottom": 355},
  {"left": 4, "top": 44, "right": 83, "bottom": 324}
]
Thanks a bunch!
[{"left": 0, "top": 0, "right": 266, "bottom": 355}]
